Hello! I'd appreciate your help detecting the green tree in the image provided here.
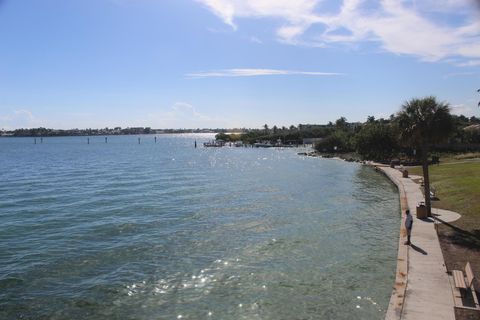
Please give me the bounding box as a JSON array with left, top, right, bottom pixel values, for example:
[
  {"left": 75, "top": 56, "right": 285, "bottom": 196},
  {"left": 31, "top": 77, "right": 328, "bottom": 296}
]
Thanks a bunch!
[
  {"left": 335, "top": 117, "right": 349, "bottom": 132},
  {"left": 314, "top": 130, "right": 351, "bottom": 152},
  {"left": 215, "top": 132, "right": 230, "bottom": 141},
  {"left": 355, "top": 122, "right": 398, "bottom": 161},
  {"left": 396, "top": 96, "right": 454, "bottom": 216}
]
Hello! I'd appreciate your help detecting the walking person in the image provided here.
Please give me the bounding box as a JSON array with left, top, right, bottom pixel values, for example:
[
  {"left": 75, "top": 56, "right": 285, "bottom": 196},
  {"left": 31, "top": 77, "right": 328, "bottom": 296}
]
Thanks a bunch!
[{"left": 405, "top": 209, "right": 413, "bottom": 245}]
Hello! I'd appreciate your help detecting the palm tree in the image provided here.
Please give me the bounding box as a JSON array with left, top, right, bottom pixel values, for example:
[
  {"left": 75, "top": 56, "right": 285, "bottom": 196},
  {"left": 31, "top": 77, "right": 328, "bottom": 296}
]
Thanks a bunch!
[
  {"left": 396, "top": 96, "right": 454, "bottom": 216},
  {"left": 335, "top": 117, "right": 348, "bottom": 130},
  {"left": 263, "top": 124, "right": 269, "bottom": 134}
]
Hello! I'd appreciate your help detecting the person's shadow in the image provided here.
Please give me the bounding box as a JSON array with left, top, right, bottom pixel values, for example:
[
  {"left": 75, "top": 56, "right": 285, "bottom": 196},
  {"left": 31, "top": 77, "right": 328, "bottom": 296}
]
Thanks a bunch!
[{"left": 410, "top": 244, "right": 428, "bottom": 255}]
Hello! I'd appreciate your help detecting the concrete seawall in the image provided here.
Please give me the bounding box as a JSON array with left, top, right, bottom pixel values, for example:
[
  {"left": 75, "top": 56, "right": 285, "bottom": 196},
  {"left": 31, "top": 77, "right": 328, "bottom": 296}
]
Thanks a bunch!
[{"left": 373, "top": 165, "right": 409, "bottom": 319}]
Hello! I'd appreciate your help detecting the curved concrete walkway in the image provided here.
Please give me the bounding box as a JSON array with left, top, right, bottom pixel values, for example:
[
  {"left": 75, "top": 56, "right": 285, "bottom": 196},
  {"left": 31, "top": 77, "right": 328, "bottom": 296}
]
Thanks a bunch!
[{"left": 374, "top": 164, "right": 460, "bottom": 320}]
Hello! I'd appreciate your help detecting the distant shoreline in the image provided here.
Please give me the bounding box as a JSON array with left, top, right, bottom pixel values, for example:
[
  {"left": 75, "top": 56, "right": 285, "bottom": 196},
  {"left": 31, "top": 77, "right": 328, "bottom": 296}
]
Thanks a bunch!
[{"left": 0, "top": 131, "right": 219, "bottom": 138}]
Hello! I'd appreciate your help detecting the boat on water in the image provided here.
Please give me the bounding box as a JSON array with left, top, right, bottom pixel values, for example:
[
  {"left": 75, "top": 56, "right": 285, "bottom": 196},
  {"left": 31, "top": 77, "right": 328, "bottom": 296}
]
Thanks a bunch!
[
  {"left": 254, "top": 142, "right": 273, "bottom": 148},
  {"left": 254, "top": 139, "right": 296, "bottom": 148},
  {"left": 203, "top": 140, "right": 225, "bottom": 147}
]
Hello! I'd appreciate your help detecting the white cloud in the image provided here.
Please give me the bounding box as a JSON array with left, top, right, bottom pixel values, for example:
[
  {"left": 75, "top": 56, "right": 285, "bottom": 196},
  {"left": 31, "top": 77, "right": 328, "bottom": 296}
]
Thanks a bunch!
[
  {"left": 455, "top": 60, "right": 480, "bottom": 67},
  {"left": 143, "top": 102, "right": 229, "bottom": 128},
  {"left": 450, "top": 103, "right": 477, "bottom": 117},
  {"left": 169, "top": 102, "right": 211, "bottom": 121},
  {"left": 442, "top": 71, "right": 477, "bottom": 79},
  {"left": 198, "top": 0, "right": 237, "bottom": 29},
  {"left": 0, "top": 109, "right": 40, "bottom": 130},
  {"left": 196, "top": 0, "right": 480, "bottom": 63},
  {"left": 186, "top": 68, "right": 344, "bottom": 78}
]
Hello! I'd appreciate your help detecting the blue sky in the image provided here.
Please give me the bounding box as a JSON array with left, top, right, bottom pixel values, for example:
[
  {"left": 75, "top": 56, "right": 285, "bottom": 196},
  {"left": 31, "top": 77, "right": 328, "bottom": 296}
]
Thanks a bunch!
[{"left": 0, "top": 0, "right": 479, "bottom": 129}]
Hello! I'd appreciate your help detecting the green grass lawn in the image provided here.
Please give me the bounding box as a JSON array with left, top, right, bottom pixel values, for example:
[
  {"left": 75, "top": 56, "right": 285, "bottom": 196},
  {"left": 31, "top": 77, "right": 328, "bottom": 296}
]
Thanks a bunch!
[
  {"left": 410, "top": 159, "right": 480, "bottom": 309},
  {"left": 409, "top": 160, "right": 480, "bottom": 229}
]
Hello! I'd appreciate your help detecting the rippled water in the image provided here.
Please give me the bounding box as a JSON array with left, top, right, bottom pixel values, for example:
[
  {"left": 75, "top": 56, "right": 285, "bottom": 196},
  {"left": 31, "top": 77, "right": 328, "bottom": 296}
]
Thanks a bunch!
[{"left": 0, "top": 134, "right": 399, "bottom": 319}]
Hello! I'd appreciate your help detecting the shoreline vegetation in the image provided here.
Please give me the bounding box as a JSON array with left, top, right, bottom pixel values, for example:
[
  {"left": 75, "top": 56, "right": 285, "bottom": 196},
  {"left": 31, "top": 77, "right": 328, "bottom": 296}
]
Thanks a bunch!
[
  {"left": 215, "top": 113, "right": 480, "bottom": 168},
  {"left": 0, "top": 127, "right": 236, "bottom": 137},
  {"left": 4, "top": 114, "right": 480, "bottom": 152}
]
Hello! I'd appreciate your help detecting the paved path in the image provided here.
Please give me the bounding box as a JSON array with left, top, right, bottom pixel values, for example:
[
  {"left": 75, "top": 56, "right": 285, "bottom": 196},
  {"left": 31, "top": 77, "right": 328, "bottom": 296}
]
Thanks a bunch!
[{"left": 376, "top": 165, "right": 460, "bottom": 320}]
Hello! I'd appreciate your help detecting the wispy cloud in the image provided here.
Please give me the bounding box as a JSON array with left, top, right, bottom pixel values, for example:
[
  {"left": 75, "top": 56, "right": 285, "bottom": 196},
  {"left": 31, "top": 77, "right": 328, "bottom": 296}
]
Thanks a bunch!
[
  {"left": 455, "top": 60, "right": 480, "bottom": 67},
  {"left": 141, "top": 102, "right": 230, "bottom": 128},
  {"left": 186, "top": 68, "right": 344, "bottom": 78},
  {"left": 450, "top": 103, "right": 477, "bottom": 117},
  {"left": 196, "top": 0, "right": 480, "bottom": 64},
  {"left": 0, "top": 109, "right": 40, "bottom": 130},
  {"left": 443, "top": 71, "right": 477, "bottom": 79}
]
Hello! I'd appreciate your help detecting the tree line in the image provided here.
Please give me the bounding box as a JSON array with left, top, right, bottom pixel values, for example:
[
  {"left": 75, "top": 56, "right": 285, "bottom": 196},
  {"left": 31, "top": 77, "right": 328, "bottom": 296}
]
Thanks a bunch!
[
  {"left": 1, "top": 127, "right": 222, "bottom": 137},
  {"left": 219, "top": 98, "right": 480, "bottom": 163}
]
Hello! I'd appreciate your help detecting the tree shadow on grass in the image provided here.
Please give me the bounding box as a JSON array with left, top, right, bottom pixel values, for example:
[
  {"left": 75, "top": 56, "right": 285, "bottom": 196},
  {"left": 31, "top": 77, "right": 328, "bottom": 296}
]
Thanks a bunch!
[{"left": 434, "top": 217, "right": 480, "bottom": 251}]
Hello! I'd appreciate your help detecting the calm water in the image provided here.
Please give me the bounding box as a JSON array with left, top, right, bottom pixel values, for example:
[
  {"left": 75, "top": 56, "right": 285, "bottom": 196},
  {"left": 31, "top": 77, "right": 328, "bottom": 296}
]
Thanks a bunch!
[{"left": 0, "top": 134, "right": 399, "bottom": 320}]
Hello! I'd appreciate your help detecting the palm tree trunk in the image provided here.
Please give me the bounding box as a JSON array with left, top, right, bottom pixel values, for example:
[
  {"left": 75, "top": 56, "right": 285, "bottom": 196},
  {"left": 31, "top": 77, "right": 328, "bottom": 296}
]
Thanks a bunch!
[{"left": 421, "top": 146, "right": 432, "bottom": 217}]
